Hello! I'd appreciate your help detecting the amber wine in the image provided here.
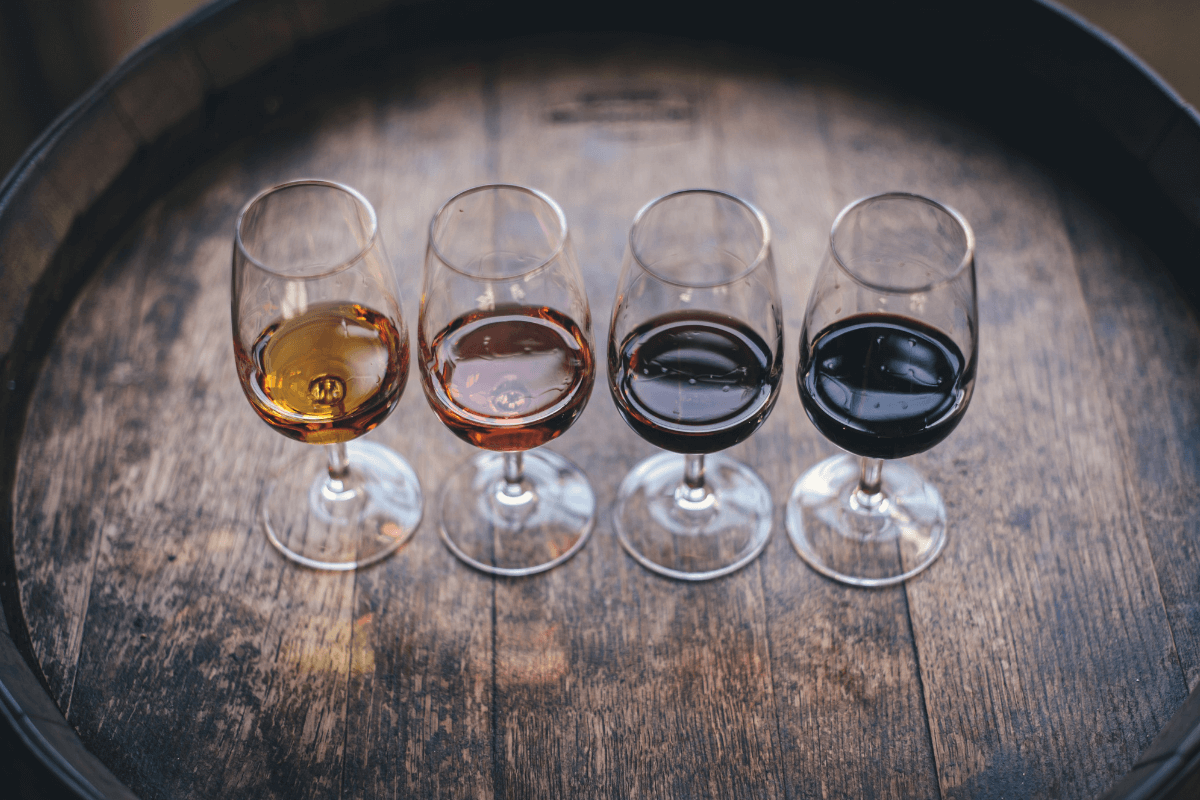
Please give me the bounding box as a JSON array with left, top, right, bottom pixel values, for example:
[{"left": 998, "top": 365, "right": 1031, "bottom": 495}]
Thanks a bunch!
[
  {"left": 421, "top": 305, "right": 594, "bottom": 451},
  {"left": 236, "top": 302, "right": 407, "bottom": 444}
]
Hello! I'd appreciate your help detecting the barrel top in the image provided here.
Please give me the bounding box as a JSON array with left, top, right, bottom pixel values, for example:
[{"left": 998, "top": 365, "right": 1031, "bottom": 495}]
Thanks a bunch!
[{"left": 3, "top": 2, "right": 1200, "bottom": 799}]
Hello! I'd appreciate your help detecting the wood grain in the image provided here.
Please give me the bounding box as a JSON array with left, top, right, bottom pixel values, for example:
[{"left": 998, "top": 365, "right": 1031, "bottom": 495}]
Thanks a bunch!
[
  {"left": 487, "top": 43, "right": 785, "bottom": 799},
  {"left": 9, "top": 35, "right": 1198, "bottom": 800},
  {"left": 1061, "top": 190, "right": 1200, "bottom": 691},
  {"left": 715, "top": 67, "right": 943, "bottom": 799},
  {"left": 14, "top": 92, "right": 382, "bottom": 798},
  {"left": 14, "top": 232, "right": 147, "bottom": 710},
  {"left": 815, "top": 78, "right": 1188, "bottom": 797},
  {"left": 339, "top": 53, "right": 496, "bottom": 800}
]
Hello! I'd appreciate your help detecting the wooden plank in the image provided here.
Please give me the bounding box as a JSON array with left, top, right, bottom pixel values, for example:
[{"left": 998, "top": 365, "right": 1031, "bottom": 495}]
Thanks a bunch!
[
  {"left": 816, "top": 78, "right": 1187, "bottom": 797},
  {"left": 1060, "top": 189, "right": 1200, "bottom": 690},
  {"left": 336, "top": 52, "right": 496, "bottom": 800},
  {"left": 72, "top": 169, "right": 359, "bottom": 798},
  {"left": 69, "top": 507, "right": 357, "bottom": 799},
  {"left": 15, "top": 107, "right": 376, "bottom": 796},
  {"left": 486, "top": 42, "right": 786, "bottom": 799},
  {"left": 0, "top": 628, "right": 142, "bottom": 800},
  {"left": 13, "top": 236, "right": 145, "bottom": 710},
  {"left": 0, "top": 169, "right": 73, "bottom": 357},
  {"left": 714, "top": 67, "right": 942, "bottom": 798}
]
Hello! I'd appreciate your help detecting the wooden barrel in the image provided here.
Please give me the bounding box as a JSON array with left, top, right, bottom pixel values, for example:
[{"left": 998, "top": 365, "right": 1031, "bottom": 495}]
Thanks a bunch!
[{"left": 3, "top": 1, "right": 1200, "bottom": 797}]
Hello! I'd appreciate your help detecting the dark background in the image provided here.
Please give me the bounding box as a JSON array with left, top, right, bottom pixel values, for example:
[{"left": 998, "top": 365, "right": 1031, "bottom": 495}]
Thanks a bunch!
[{"left": 0, "top": 0, "right": 1197, "bottom": 187}]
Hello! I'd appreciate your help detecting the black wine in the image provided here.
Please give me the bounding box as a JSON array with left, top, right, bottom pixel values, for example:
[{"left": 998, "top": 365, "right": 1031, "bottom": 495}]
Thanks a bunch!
[
  {"left": 610, "top": 310, "right": 781, "bottom": 454},
  {"left": 799, "top": 313, "right": 972, "bottom": 459}
]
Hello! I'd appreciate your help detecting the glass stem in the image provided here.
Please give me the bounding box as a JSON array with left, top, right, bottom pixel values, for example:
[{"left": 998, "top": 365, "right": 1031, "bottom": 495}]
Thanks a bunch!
[
  {"left": 679, "top": 453, "right": 710, "bottom": 504},
  {"left": 502, "top": 451, "right": 525, "bottom": 497},
  {"left": 853, "top": 457, "right": 886, "bottom": 512},
  {"left": 684, "top": 453, "right": 706, "bottom": 490},
  {"left": 326, "top": 442, "right": 350, "bottom": 492},
  {"left": 859, "top": 457, "right": 882, "bottom": 494}
]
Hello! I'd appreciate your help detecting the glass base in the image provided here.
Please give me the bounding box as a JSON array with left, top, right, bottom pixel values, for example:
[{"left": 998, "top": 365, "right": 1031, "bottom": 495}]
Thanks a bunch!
[
  {"left": 262, "top": 440, "right": 423, "bottom": 571},
  {"left": 438, "top": 449, "right": 595, "bottom": 576},
  {"left": 785, "top": 453, "right": 946, "bottom": 587},
  {"left": 613, "top": 452, "right": 772, "bottom": 581}
]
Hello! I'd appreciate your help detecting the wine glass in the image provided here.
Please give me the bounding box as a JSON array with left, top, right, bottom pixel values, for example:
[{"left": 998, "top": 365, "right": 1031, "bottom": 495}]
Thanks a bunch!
[
  {"left": 608, "top": 189, "right": 784, "bottom": 581},
  {"left": 232, "top": 179, "right": 423, "bottom": 570},
  {"left": 787, "top": 192, "right": 977, "bottom": 587},
  {"left": 419, "top": 184, "right": 596, "bottom": 576}
]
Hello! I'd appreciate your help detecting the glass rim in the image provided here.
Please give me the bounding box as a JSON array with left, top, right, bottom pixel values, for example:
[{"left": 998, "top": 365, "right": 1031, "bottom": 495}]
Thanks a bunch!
[
  {"left": 627, "top": 188, "right": 773, "bottom": 289},
  {"left": 234, "top": 179, "right": 380, "bottom": 280},
  {"left": 427, "top": 183, "right": 569, "bottom": 280},
  {"left": 828, "top": 191, "right": 976, "bottom": 294}
]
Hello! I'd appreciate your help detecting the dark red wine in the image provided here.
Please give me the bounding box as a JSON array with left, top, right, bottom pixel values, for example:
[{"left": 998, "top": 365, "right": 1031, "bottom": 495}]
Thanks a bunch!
[
  {"left": 421, "top": 305, "right": 594, "bottom": 451},
  {"left": 799, "top": 313, "right": 973, "bottom": 459},
  {"left": 609, "top": 310, "right": 781, "bottom": 454}
]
